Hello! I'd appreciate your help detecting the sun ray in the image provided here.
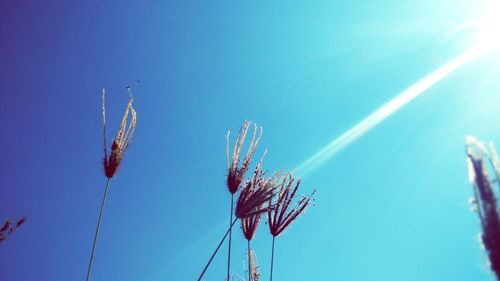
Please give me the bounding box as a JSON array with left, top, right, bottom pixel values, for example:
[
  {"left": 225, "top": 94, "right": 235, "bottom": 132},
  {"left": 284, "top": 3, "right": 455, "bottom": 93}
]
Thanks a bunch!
[{"left": 293, "top": 44, "right": 493, "bottom": 178}]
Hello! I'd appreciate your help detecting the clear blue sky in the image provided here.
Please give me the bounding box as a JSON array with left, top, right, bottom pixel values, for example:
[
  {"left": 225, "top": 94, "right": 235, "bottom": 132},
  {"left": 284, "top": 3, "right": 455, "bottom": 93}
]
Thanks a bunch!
[{"left": 1, "top": 0, "right": 500, "bottom": 280}]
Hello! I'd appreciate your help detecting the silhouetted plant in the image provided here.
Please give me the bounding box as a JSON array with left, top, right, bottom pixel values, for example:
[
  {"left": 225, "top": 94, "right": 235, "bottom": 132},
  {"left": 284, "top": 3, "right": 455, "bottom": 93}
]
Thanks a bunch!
[
  {"left": 225, "top": 120, "right": 262, "bottom": 280},
  {"left": 197, "top": 160, "right": 275, "bottom": 281},
  {"left": 267, "top": 174, "right": 315, "bottom": 281},
  {"left": 466, "top": 136, "right": 500, "bottom": 280},
  {"left": 198, "top": 120, "right": 315, "bottom": 281},
  {"left": 238, "top": 159, "right": 278, "bottom": 281},
  {"left": 86, "top": 88, "right": 137, "bottom": 281},
  {"left": 0, "top": 217, "right": 26, "bottom": 243},
  {"left": 235, "top": 158, "right": 277, "bottom": 221}
]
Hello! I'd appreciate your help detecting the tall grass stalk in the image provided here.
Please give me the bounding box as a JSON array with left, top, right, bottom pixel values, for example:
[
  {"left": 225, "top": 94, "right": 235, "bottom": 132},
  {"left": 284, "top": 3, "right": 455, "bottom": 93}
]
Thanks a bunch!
[
  {"left": 247, "top": 240, "right": 251, "bottom": 281},
  {"left": 226, "top": 120, "right": 262, "bottom": 280},
  {"left": 85, "top": 178, "right": 110, "bottom": 281},
  {"left": 85, "top": 89, "right": 136, "bottom": 281},
  {"left": 197, "top": 218, "right": 237, "bottom": 281},
  {"left": 227, "top": 194, "right": 234, "bottom": 280},
  {"left": 269, "top": 236, "right": 275, "bottom": 281}
]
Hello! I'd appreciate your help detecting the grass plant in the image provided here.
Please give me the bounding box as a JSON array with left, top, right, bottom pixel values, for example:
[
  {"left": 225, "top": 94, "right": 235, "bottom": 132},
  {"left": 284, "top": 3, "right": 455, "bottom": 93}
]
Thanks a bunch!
[
  {"left": 225, "top": 120, "right": 262, "bottom": 280},
  {"left": 198, "top": 120, "right": 315, "bottom": 281},
  {"left": 466, "top": 136, "right": 500, "bottom": 280},
  {"left": 267, "top": 174, "right": 315, "bottom": 281},
  {"left": 85, "top": 88, "right": 136, "bottom": 281}
]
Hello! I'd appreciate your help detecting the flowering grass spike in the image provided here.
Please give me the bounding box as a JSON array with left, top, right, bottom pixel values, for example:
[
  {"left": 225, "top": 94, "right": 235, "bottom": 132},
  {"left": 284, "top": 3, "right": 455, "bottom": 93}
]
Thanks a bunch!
[
  {"left": 267, "top": 174, "right": 315, "bottom": 281},
  {"left": 466, "top": 136, "right": 500, "bottom": 280},
  {"left": 102, "top": 88, "right": 137, "bottom": 179},
  {"left": 225, "top": 120, "right": 262, "bottom": 280},
  {"left": 86, "top": 88, "right": 137, "bottom": 281}
]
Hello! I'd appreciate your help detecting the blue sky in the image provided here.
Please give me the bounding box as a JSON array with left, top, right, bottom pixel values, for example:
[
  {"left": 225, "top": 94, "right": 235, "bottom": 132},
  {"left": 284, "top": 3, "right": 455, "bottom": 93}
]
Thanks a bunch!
[{"left": 1, "top": 0, "right": 500, "bottom": 280}]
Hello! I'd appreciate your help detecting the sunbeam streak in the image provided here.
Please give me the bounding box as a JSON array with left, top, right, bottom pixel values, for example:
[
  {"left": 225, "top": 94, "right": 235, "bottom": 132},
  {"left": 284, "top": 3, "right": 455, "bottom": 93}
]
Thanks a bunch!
[{"left": 293, "top": 44, "right": 494, "bottom": 178}]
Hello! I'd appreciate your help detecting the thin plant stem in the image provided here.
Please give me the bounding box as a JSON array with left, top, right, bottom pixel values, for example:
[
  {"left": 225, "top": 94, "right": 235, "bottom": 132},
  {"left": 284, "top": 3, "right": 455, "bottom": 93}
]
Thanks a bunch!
[
  {"left": 269, "top": 236, "right": 275, "bottom": 281},
  {"left": 198, "top": 218, "right": 238, "bottom": 281},
  {"left": 86, "top": 178, "right": 110, "bottom": 281},
  {"left": 248, "top": 240, "right": 251, "bottom": 281},
  {"left": 227, "top": 194, "right": 234, "bottom": 281}
]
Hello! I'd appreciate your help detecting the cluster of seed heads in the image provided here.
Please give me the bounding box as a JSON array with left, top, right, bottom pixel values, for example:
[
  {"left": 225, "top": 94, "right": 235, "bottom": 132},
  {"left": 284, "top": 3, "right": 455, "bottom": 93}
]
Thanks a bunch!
[
  {"left": 227, "top": 121, "right": 316, "bottom": 233},
  {"left": 222, "top": 120, "right": 316, "bottom": 281}
]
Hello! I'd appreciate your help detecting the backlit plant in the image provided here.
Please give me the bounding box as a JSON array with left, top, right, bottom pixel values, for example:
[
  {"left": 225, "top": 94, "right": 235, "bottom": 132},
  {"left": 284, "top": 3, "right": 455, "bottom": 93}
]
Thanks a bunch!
[
  {"left": 465, "top": 136, "right": 500, "bottom": 280},
  {"left": 198, "top": 120, "right": 315, "bottom": 281}
]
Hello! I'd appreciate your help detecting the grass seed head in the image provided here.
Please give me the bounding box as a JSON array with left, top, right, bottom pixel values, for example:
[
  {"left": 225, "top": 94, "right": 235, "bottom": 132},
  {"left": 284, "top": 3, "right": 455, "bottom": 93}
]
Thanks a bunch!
[
  {"left": 102, "top": 89, "right": 137, "bottom": 179},
  {"left": 268, "top": 173, "right": 316, "bottom": 237},
  {"left": 466, "top": 136, "right": 500, "bottom": 279},
  {"left": 235, "top": 158, "right": 277, "bottom": 220},
  {"left": 241, "top": 213, "right": 261, "bottom": 241},
  {"left": 226, "top": 120, "right": 262, "bottom": 194}
]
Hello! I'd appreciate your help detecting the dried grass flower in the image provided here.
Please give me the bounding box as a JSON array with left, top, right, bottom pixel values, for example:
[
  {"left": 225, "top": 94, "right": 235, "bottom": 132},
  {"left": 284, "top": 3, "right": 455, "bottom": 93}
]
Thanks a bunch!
[
  {"left": 225, "top": 120, "right": 263, "bottom": 281},
  {"left": 268, "top": 174, "right": 316, "bottom": 237},
  {"left": 226, "top": 120, "right": 262, "bottom": 194},
  {"left": 235, "top": 156, "right": 277, "bottom": 281},
  {"left": 87, "top": 88, "right": 137, "bottom": 281},
  {"left": 241, "top": 213, "right": 262, "bottom": 242},
  {"left": 466, "top": 136, "right": 500, "bottom": 280},
  {"left": 102, "top": 88, "right": 137, "bottom": 179},
  {"left": 232, "top": 249, "right": 260, "bottom": 281},
  {"left": 267, "top": 173, "right": 315, "bottom": 281},
  {"left": 235, "top": 159, "right": 278, "bottom": 220}
]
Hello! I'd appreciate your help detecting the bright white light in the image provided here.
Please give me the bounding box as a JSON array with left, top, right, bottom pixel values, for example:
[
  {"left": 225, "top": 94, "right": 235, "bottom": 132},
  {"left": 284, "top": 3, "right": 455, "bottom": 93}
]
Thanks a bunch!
[
  {"left": 293, "top": 45, "right": 491, "bottom": 178},
  {"left": 476, "top": 0, "right": 500, "bottom": 50}
]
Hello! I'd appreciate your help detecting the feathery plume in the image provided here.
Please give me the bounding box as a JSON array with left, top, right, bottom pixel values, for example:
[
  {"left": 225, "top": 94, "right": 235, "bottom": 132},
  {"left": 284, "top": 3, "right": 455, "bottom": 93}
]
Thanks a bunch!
[
  {"left": 466, "top": 136, "right": 500, "bottom": 280},
  {"left": 268, "top": 174, "right": 315, "bottom": 237},
  {"left": 241, "top": 214, "right": 262, "bottom": 242},
  {"left": 250, "top": 250, "right": 261, "bottom": 281},
  {"left": 267, "top": 174, "right": 315, "bottom": 281},
  {"left": 226, "top": 120, "right": 263, "bottom": 194},
  {"left": 86, "top": 88, "right": 137, "bottom": 281},
  {"left": 225, "top": 120, "right": 262, "bottom": 281},
  {"left": 198, "top": 120, "right": 265, "bottom": 281},
  {"left": 237, "top": 160, "right": 274, "bottom": 281},
  {"left": 236, "top": 158, "right": 278, "bottom": 220},
  {"left": 231, "top": 250, "right": 261, "bottom": 281},
  {"left": 247, "top": 249, "right": 261, "bottom": 281},
  {"left": 102, "top": 88, "right": 137, "bottom": 179}
]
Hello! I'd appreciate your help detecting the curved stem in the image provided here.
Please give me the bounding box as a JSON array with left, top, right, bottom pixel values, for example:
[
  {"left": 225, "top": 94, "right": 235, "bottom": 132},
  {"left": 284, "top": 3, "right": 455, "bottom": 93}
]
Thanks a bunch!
[
  {"left": 197, "top": 218, "right": 238, "bottom": 281},
  {"left": 227, "top": 194, "right": 234, "bottom": 281},
  {"left": 86, "top": 178, "right": 111, "bottom": 281},
  {"left": 269, "top": 236, "right": 275, "bottom": 281}
]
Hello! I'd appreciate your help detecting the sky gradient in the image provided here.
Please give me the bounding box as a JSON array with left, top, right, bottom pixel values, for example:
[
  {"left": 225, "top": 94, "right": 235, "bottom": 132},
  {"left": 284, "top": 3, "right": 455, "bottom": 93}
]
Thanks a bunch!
[{"left": 1, "top": 0, "right": 500, "bottom": 280}]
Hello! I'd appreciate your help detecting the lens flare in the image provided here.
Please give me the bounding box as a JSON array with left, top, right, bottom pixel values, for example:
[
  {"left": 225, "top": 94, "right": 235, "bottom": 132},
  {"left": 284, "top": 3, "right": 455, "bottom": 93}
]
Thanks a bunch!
[
  {"left": 293, "top": 45, "right": 492, "bottom": 177},
  {"left": 476, "top": 0, "right": 500, "bottom": 50}
]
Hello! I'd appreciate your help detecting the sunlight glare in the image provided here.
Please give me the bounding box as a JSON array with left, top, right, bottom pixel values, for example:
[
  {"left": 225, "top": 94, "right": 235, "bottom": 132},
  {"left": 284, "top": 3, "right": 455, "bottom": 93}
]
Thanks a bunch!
[
  {"left": 293, "top": 45, "right": 491, "bottom": 178},
  {"left": 477, "top": 0, "right": 500, "bottom": 50}
]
